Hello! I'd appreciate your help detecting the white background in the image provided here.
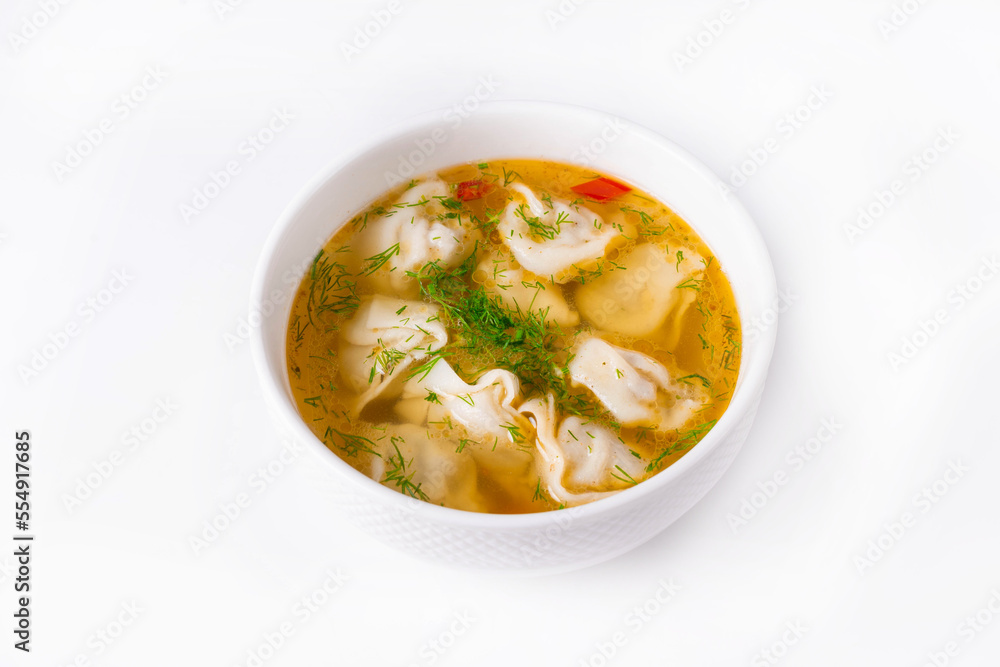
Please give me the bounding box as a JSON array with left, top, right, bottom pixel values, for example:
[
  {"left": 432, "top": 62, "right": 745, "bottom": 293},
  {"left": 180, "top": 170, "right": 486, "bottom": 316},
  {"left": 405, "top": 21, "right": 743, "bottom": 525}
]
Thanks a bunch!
[{"left": 2, "top": 1, "right": 1000, "bottom": 665}]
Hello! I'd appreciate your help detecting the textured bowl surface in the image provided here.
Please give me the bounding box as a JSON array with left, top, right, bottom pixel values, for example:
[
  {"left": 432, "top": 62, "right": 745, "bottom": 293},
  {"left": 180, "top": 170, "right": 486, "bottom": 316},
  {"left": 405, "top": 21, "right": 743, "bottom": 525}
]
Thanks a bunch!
[{"left": 251, "top": 101, "right": 777, "bottom": 574}]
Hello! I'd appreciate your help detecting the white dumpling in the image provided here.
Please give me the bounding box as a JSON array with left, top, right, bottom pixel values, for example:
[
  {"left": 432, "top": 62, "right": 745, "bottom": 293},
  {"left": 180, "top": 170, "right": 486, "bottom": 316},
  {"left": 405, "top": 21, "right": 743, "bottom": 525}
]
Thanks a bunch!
[
  {"left": 338, "top": 295, "right": 447, "bottom": 415},
  {"left": 567, "top": 337, "right": 704, "bottom": 429},
  {"left": 396, "top": 360, "right": 529, "bottom": 443},
  {"left": 520, "top": 395, "right": 646, "bottom": 505},
  {"left": 369, "top": 424, "right": 485, "bottom": 512},
  {"left": 475, "top": 250, "right": 579, "bottom": 328},
  {"left": 575, "top": 243, "right": 703, "bottom": 338},
  {"left": 353, "top": 179, "right": 475, "bottom": 297},
  {"left": 498, "top": 183, "right": 620, "bottom": 282}
]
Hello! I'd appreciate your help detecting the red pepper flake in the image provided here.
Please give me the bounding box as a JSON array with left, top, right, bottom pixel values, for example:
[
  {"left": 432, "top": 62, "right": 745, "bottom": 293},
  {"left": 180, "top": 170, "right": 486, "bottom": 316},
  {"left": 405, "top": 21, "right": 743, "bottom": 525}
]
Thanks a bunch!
[
  {"left": 570, "top": 177, "right": 632, "bottom": 202},
  {"left": 455, "top": 179, "right": 493, "bottom": 202}
]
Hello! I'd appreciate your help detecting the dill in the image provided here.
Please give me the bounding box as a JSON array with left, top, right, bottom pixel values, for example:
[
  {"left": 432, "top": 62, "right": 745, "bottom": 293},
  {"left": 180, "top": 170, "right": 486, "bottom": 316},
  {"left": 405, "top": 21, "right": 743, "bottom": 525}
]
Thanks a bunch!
[
  {"left": 435, "top": 196, "right": 463, "bottom": 211},
  {"left": 324, "top": 427, "right": 380, "bottom": 458},
  {"left": 646, "top": 420, "right": 718, "bottom": 472},
  {"left": 367, "top": 344, "right": 406, "bottom": 383},
  {"left": 532, "top": 478, "right": 548, "bottom": 502},
  {"left": 406, "top": 348, "right": 450, "bottom": 381},
  {"left": 410, "top": 251, "right": 575, "bottom": 406},
  {"left": 361, "top": 242, "right": 401, "bottom": 276},
  {"left": 303, "top": 396, "right": 327, "bottom": 412},
  {"left": 620, "top": 205, "right": 667, "bottom": 236},
  {"left": 677, "top": 277, "right": 703, "bottom": 291},
  {"left": 383, "top": 441, "right": 428, "bottom": 501},
  {"left": 719, "top": 318, "right": 740, "bottom": 371},
  {"left": 502, "top": 167, "right": 521, "bottom": 187},
  {"left": 677, "top": 374, "right": 711, "bottom": 389},
  {"left": 307, "top": 247, "right": 360, "bottom": 330},
  {"left": 515, "top": 204, "right": 560, "bottom": 240},
  {"left": 611, "top": 465, "right": 638, "bottom": 485},
  {"left": 424, "top": 391, "right": 442, "bottom": 404},
  {"left": 502, "top": 422, "right": 525, "bottom": 443}
]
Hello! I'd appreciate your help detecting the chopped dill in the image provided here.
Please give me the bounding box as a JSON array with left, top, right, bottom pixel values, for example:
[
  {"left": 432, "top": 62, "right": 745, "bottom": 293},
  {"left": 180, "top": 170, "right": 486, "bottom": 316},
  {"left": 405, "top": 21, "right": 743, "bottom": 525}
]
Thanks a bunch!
[
  {"left": 383, "top": 441, "right": 428, "bottom": 500},
  {"left": 502, "top": 167, "right": 521, "bottom": 187},
  {"left": 325, "top": 427, "right": 380, "bottom": 458},
  {"left": 677, "top": 374, "right": 711, "bottom": 389},
  {"left": 367, "top": 345, "right": 406, "bottom": 383},
  {"left": 307, "top": 246, "right": 360, "bottom": 330},
  {"left": 361, "top": 242, "right": 401, "bottom": 277},
  {"left": 646, "top": 420, "right": 719, "bottom": 472},
  {"left": 515, "top": 204, "right": 561, "bottom": 240},
  {"left": 611, "top": 465, "right": 638, "bottom": 485},
  {"left": 677, "top": 277, "right": 703, "bottom": 291}
]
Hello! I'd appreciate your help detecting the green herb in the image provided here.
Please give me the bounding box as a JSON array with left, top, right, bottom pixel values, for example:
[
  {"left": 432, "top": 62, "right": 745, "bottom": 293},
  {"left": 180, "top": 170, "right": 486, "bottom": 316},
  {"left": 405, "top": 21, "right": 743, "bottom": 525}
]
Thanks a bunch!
[
  {"left": 502, "top": 167, "right": 521, "bottom": 187},
  {"left": 435, "top": 196, "right": 463, "bottom": 211},
  {"left": 611, "top": 465, "right": 638, "bottom": 485},
  {"left": 409, "top": 251, "right": 582, "bottom": 411},
  {"left": 502, "top": 422, "right": 525, "bottom": 443},
  {"left": 383, "top": 441, "right": 428, "bottom": 501},
  {"left": 677, "top": 277, "right": 703, "bottom": 291},
  {"left": 367, "top": 344, "right": 406, "bottom": 383},
  {"left": 620, "top": 205, "right": 668, "bottom": 236},
  {"left": 361, "top": 243, "right": 401, "bottom": 276},
  {"left": 325, "top": 427, "right": 380, "bottom": 458},
  {"left": 646, "top": 420, "right": 718, "bottom": 472},
  {"left": 515, "top": 204, "right": 560, "bottom": 240},
  {"left": 306, "top": 246, "right": 360, "bottom": 330},
  {"left": 532, "top": 478, "right": 550, "bottom": 503},
  {"left": 677, "top": 374, "right": 711, "bottom": 389},
  {"left": 719, "top": 317, "right": 740, "bottom": 372},
  {"left": 303, "top": 396, "right": 327, "bottom": 412}
]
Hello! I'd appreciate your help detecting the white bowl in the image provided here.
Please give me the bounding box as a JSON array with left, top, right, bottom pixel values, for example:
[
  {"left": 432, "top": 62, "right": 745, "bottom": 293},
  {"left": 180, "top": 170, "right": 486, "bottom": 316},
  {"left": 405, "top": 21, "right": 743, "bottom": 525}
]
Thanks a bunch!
[{"left": 251, "top": 101, "right": 777, "bottom": 574}]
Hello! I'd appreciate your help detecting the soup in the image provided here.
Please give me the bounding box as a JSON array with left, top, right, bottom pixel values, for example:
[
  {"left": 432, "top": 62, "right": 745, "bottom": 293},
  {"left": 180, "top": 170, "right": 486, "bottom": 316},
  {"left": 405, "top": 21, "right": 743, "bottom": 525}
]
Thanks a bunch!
[{"left": 285, "top": 159, "right": 741, "bottom": 513}]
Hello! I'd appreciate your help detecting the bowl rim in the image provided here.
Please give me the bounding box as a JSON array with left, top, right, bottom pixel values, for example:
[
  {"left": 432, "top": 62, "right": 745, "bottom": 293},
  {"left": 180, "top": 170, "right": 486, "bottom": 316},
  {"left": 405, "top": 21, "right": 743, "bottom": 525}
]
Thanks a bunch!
[{"left": 250, "top": 99, "right": 777, "bottom": 529}]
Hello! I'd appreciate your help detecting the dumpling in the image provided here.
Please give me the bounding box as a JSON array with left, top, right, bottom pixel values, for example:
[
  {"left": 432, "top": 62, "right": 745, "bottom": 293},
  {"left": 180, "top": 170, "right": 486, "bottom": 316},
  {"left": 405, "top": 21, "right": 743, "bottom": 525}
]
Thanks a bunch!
[
  {"left": 475, "top": 249, "right": 579, "bottom": 328},
  {"left": 369, "top": 424, "right": 486, "bottom": 512},
  {"left": 396, "top": 360, "right": 530, "bottom": 443},
  {"left": 574, "top": 243, "right": 703, "bottom": 338},
  {"left": 567, "top": 337, "right": 704, "bottom": 429},
  {"left": 353, "top": 179, "right": 476, "bottom": 297},
  {"left": 520, "top": 395, "right": 646, "bottom": 505},
  {"left": 338, "top": 295, "right": 447, "bottom": 415},
  {"left": 498, "top": 183, "right": 620, "bottom": 282}
]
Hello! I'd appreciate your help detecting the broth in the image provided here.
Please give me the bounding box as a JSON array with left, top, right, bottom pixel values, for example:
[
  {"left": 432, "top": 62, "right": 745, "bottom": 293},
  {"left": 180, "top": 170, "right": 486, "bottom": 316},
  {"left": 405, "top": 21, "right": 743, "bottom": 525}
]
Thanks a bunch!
[{"left": 285, "top": 159, "right": 741, "bottom": 513}]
